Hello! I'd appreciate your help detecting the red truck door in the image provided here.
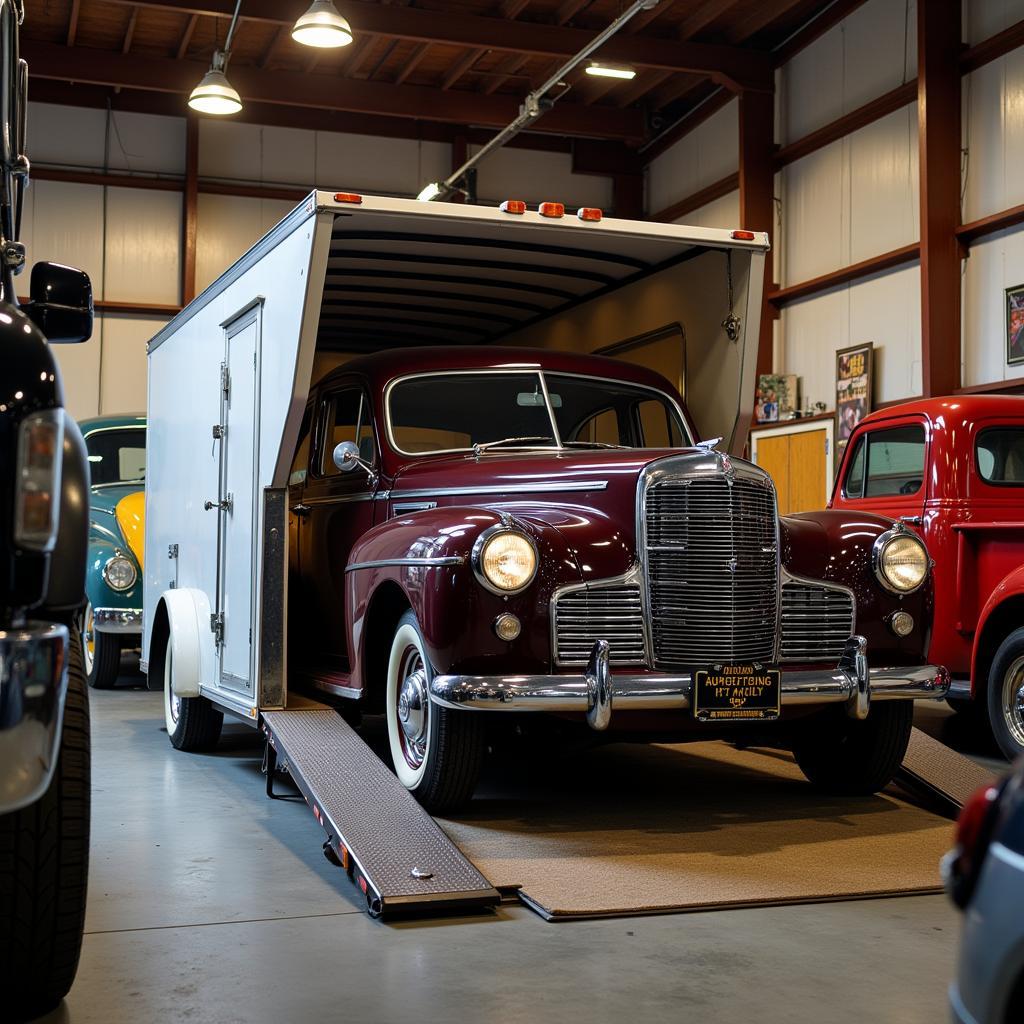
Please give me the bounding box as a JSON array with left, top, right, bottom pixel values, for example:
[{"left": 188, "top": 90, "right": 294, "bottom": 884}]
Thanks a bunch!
[{"left": 830, "top": 415, "right": 929, "bottom": 533}]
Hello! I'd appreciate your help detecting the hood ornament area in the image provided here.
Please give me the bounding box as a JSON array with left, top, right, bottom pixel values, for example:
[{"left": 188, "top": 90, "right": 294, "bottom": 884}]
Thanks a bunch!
[{"left": 694, "top": 437, "right": 723, "bottom": 453}]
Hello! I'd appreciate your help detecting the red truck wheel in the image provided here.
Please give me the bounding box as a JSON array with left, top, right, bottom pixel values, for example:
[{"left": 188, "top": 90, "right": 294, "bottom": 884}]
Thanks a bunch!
[
  {"left": 987, "top": 627, "right": 1024, "bottom": 761},
  {"left": 385, "top": 610, "right": 484, "bottom": 813}
]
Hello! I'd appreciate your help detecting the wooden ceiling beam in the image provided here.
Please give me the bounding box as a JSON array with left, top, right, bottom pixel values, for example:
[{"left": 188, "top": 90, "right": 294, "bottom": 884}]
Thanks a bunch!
[
  {"left": 122, "top": 8, "right": 139, "bottom": 54},
  {"left": 394, "top": 43, "right": 430, "bottom": 85},
  {"left": 442, "top": 0, "right": 531, "bottom": 91},
  {"left": 100, "top": 0, "right": 770, "bottom": 85},
  {"left": 67, "top": 0, "right": 82, "bottom": 47},
  {"left": 24, "top": 40, "right": 647, "bottom": 141},
  {"left": 176, "top": 13, "right": 199, "bottom": 59}
]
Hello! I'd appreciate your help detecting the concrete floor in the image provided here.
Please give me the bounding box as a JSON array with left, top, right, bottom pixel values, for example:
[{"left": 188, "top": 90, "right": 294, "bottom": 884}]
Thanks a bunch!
[{"left": 40, "top": 667, "right": 1006, "bottom": 1024}]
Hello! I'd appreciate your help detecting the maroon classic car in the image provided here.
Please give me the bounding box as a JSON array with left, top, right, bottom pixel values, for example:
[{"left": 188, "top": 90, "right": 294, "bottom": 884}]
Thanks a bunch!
[{"left": 286, "top": 346, "right": 948, "bottom": 811}]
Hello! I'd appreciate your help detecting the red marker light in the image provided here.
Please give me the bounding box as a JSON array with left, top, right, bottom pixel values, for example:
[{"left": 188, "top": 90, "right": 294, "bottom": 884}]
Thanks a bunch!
[
  {"left": 539, "top": 202, "right": 565, "bottom": 219},
  {"left": 731, "top": 229, "right": 756, "bottom": 240},
  {"left": 577, "top": 208, "right": 603, "bottom": 222},
  {"left": 334, "top": 192, "right": 363, "bottom": 204},
  {"left": 500, "top": 200, "right": 526, "bottom": 214}
]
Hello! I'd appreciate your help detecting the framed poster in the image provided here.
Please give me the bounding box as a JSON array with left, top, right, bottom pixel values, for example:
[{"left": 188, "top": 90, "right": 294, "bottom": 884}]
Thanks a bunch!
[
  {"left": 1006, "top": 285, "right": 1024, "bottom": 366},
  {"left": 835, "top": 342, "right": 873, "bottom": 466},
  {"left": 756, "top": 374, "right": 799, "bottom": 423}
]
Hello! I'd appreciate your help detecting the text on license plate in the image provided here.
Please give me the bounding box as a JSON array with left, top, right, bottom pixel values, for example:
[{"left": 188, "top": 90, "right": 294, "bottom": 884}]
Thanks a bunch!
[{"left": 693, "top": 663, "right": 781, "bottom": 722}]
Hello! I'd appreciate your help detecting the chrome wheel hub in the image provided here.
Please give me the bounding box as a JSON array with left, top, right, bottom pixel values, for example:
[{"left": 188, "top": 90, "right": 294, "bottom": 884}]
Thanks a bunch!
[
  {"left": 1003, "top": 657, "right": 1024, "bottom": 749},
  {"left": 396, "top": 650, "right": 428, "bottom": 767}
]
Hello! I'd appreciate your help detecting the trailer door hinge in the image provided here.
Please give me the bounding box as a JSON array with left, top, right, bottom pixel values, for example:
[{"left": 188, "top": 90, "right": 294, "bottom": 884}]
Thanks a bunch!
[
  {"left": 168, "top": 543, "right": 178, "bottom": 559},
  {"left": 212, "top": 423, "right": 225, "bottom": 439},
  {"left": 211, "top": 612, "right": 225, "bottom": 645},
  {"left": 220, "top": 362, "right": 230, "bottom": 396}
]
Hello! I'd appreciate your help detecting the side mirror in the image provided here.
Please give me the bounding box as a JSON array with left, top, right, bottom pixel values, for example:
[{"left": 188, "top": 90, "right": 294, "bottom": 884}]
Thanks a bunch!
[
  {"left": 332, "top": 440, "right": 372, "bottom": 475},
  {"left": 24, "top": 262, "right": 94, "bottom": 344}
]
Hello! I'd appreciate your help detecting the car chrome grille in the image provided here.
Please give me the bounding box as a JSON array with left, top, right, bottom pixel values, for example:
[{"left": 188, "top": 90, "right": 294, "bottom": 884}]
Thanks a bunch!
[
  {"left": 553, "top": 581, "right": 646, "bottom": 666},
  {"left": 644, "top": 474, "right": 778, "bottom": 669},
  {"left": 779, "top": 580, "right": 855, "bottom": 663}
]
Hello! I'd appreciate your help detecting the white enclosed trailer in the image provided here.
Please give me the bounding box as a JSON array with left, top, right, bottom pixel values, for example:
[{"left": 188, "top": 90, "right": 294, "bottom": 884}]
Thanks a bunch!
[{"left": 142, "top": 190, "right": 768, "bottom": 727}]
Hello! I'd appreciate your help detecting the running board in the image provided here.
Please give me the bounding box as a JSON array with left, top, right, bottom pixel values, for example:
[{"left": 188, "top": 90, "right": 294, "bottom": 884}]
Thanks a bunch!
[
  {"left": 897, "top": 727, "right": 997, "bottom": 813},
  {"left": 262, "top": 707, "right": 499, "bottom": 918}
]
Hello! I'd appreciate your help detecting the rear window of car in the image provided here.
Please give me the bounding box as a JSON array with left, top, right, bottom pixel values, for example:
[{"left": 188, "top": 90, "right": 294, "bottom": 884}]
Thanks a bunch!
[
  {"left": 842, "top": 424, "right": 926, "bottom": 499},
  {"left": 976, "top": 427, "right": 1024, "bottom": 486}
]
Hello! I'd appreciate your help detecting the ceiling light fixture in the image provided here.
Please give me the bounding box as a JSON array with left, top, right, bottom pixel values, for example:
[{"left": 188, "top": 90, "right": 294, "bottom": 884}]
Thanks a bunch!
[
  {"left": 585, "top": 62, "right": 636, "bottom": 80},
  {"left": 292, "top": 1, "right": 353, "bottom": 48},
  {"left": 188, "top": 0, "right": 244, "bottom": 116}
]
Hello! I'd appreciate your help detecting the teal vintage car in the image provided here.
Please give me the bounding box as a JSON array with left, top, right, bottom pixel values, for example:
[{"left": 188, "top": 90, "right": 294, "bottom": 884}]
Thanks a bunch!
[{"left": 80, "top": 414, "right": 146, "bottom": 688}]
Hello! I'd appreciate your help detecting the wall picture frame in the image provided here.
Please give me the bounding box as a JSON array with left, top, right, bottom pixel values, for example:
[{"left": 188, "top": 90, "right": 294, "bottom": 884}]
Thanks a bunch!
[
  {"left": 755, "top": 373, "right": 799, "bottom": 423},
  {"left": 1006, "top": 285, "right": 1024, "bottom": 366},
  {"left": 835, "top": 342, "right": 873, "bottom": 466}
]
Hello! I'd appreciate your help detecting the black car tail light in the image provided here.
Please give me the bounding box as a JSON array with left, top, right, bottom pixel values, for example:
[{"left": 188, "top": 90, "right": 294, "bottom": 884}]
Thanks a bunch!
[{"left": 947, "top": 781, "right": 1001, "bottom": 909}]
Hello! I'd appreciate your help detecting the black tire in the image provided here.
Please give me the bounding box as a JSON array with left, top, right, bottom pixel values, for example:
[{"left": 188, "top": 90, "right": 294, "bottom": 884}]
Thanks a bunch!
[
  {"left": 792, "top": 701, "right": 913, "bottom": 795},
  {"left": 385, "top": 610, "right": 484, "bottom": 813},
  {"left": 986, "top": 627, "right": 1024, "bottom": 761},
  {"left": 161, "top": 641, "right": 223, "bottom": 752},
  {"left": 86, "top": 631, "right": 121, "bottom": 690},
  {"left": 0, "top": 632, "right": 91, "bottom": 1022}
]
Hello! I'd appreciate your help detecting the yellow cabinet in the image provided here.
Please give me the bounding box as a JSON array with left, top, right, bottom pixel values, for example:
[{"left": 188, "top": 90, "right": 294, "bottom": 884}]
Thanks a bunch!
[{"left": 750, "top": 415, "right": 835, "bottom": 515}]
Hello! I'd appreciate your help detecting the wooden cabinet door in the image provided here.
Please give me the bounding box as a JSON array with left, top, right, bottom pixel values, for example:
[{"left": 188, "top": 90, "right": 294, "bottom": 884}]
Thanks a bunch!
[{"left": 751, "top": 420, "right": 833, "bottom": 516}]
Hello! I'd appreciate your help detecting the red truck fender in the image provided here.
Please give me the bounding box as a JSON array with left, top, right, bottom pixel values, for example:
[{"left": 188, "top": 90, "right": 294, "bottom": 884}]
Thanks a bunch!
[{"left": 970, "top": 563, "right": 1024, "bottom": 697}]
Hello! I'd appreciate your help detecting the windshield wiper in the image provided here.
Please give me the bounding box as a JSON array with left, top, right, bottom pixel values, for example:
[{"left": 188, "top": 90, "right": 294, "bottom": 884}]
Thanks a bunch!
[
  {"left": 471, "top": 436, "right": 557, "bottom": 456},
  {"left": 561, "top": 440, "right": 629, "bottom": 449}
]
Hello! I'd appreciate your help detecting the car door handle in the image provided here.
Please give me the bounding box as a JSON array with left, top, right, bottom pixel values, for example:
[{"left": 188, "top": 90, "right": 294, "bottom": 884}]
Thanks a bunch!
[
  {"left": 898, "top": 515, "right": 923, "bottom": 526},
  {"left": 291, "top": 503, "right": 311, "bottom": 517}
]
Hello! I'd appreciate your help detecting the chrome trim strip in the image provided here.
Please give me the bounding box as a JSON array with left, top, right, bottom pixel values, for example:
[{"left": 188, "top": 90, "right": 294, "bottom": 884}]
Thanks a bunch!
[
  {"left": 92, "top": 607, "right": 143, "bottom": 633},
  {"left": 300, "top": 492, "right": 375, "bottom": 506},
  {"left": 344, "top": 556, "right": 465, "bottom": 573},
  {"left": 429, "top": 662, "right": 950, "bottom": 715},
  {"left": 388, "top": 480, "right": 609, "bottom": 500}
]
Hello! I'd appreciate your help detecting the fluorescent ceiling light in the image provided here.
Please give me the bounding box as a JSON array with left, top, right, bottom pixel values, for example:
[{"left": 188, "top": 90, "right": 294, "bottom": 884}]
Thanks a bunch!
[
  {"left": 188, "top": 63, "right": 242, "bottom": 115},
  {"left": 292, "top": 1, "right": 354, "bottom": 48},
  {"left": 417, "top": 181, "right": 444, "bottom": 202},
  {"left": 585, "top": 62, "right": 636, "bottom": 80}
]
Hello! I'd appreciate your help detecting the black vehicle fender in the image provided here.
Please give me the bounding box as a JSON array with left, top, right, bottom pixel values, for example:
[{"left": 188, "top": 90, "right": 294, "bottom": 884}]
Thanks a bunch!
[{"left": 41, "top": 416, "right": 89, "bottom": 614}]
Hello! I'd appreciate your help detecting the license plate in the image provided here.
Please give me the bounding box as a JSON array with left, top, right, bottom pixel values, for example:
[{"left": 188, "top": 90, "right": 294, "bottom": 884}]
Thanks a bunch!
[{"left": 693, "top": 663, "right": 781, "bottom": 722}]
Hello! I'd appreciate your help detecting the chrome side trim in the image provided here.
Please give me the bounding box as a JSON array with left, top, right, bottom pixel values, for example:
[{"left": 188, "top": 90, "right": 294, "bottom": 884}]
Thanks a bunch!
[
  {"left": 344, "top": 556, "right": 465, "bottom": 573},
  {"left": 388, "top": 480, "right": 609, "bottom": 500},
  {"left": 300, "top": 492, "right": 375, "bottom": 506}
]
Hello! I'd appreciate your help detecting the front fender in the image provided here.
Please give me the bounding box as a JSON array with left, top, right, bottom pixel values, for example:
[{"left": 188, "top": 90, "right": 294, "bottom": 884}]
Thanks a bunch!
[
  {"left": 347, "top": 505, "right": 582, "bottom": 688},
  {"left": 781, "top": 510, "right": 934, "bottom": 665},
  {"left": 85, "top": 526, "right": 142, "bottom": 614}
]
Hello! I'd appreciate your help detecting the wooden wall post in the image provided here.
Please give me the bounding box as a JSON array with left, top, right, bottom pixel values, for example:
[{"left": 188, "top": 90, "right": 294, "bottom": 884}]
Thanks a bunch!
[
  {"left": 918, "top": 0, "right": 962, "bottom": 396},
  {"left": 738, "top": 83, "right": 775, "bottom": 380},
  {"left": 181, "top": 115, "right": 199, "bottom": 305}
]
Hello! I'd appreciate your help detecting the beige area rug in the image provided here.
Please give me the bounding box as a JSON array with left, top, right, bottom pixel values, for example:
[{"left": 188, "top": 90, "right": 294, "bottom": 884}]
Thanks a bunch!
[{"left": 438, "top": 740, "right": 957, "bottom": 920}]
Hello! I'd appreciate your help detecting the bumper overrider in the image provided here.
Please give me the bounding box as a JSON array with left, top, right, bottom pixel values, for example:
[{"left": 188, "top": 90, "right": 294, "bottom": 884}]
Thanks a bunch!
[
  {"left": 0, "top": 621, "right": 70, "bottom": 812},
  {"left": 429, "top": 635, "right": 950, "bottom": 731}
]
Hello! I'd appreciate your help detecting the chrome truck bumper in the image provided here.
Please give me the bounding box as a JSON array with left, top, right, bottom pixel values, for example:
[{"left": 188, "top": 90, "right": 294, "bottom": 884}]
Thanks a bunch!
[
  {"left": 0, "top": 621, "right": 70, "bottom": 813},
  {"left": 429, "top": 636, "right": 950, "bottom": 732}
]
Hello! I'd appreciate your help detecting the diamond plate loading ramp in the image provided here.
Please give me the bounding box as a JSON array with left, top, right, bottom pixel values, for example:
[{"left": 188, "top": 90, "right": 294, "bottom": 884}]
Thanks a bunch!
[
  {"left": 262, "top": 707, "right": 499, "bottom": 918},
  {"left": 896, "top": 726, "right": 998, "bottom": 812}
]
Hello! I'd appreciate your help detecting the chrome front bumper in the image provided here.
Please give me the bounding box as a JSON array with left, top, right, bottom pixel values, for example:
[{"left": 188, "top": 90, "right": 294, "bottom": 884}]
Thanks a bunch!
[
  {"left": 93, "top": 607, "right": 142, "bottom": 633},
  {"left": 430, "top": 636, "right": 950, "bottom": 731},
  {"left": 0, "top": 621, "right": 70, "bottom": 813}
]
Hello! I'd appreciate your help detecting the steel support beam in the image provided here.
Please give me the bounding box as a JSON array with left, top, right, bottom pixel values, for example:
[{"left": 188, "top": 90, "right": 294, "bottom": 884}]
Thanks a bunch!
[
  {"left": 917, "top": 0, "right": 962, "bottom": 397},
  {"left": 738, "top": 86, "right": 775, "bottom": 380}
]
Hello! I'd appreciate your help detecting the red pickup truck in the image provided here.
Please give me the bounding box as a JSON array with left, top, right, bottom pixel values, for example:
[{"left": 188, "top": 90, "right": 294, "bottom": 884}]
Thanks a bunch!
[{"left": 830, "top": 395, "right": 1024, "bottom": 759}]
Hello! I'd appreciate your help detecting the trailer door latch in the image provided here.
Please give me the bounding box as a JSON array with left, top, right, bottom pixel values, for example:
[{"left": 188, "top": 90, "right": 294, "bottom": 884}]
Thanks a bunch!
[
  {"left": 212, "top": 424, "right": 225, "bottom": 439},
  {"left": 204, "top": 494, "right": 233, "bottom": 513}
]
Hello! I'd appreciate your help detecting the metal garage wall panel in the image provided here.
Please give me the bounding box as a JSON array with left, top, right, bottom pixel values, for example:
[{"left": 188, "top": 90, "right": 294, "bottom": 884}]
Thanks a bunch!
[
  {"left": 100, "top": 316, "right": 167, "bottom": 415},
  {"left": 105, "top": 187, "right": 183, "bottom": 304},
  {"left": 199, "top": 120, "right": 267, "bottom": 182},
  {"left": 50, "top": 329, "right": 102, "bottom": 422},
  {"left": 27, "top": 102, "right": 107, "bottom": 169},
  {"left": 779, "top": 263, "right": 921, "bottom": 410},
  {"left": 780, "top": 140, "right": 846, "bottom": 286},
  {"left": 104, "top": 111, "right": 186, "bottom": 176},
  {"left": 848, "top": 106, "right": 918, "bottom": 264},
  {"left": 646, "top": 99, "right": 738, "bottom": 216},
  {"left": 475, "top": 146, "right": 612, "bottom": 209},
  {"left": 22, "top": 179, "right": 105, "bottom": 296},
  {"left": 964, "top": 0, "right": 1024, "bottom": 44},
  {"left": 781, "top": 0, "right": 916, "bottom": 143},
  {"left": 315, "top": 132, "right": 448, "bottom": 197},
  {"left": 673, "top": 190, "right": 740, "bottom": 230},
  {"left": 961, "top": 226, "right": 1024, "bottom": 386},
  {"left": 963, "top": 48, "right": 1024, "bottom": 222}
]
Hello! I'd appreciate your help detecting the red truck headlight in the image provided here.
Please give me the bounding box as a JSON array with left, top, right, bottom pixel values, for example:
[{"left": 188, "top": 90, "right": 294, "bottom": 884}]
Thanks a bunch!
[{"left": 14, "top": 408, "right": 64, "bottom": 552}]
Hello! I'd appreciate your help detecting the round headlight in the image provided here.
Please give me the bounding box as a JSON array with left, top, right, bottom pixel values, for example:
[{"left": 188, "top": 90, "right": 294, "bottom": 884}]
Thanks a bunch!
[
  {"left": 874, "top": 529, "right": 928, "bottom": 593},
  {"left": 103, "top": 553, "right": 137, "bottom": 592},
  {"left": 473, "top": 528, "right": 538, "bottom": 595}
]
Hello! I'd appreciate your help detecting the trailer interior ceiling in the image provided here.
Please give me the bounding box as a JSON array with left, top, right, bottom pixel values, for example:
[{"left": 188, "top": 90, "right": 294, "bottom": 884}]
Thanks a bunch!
[{"left": 317, "top": 209, "right": 716, "bottom": 353}]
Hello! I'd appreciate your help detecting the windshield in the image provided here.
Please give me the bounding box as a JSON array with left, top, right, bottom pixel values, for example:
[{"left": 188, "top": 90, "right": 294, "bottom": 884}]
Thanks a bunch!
[
  {"left": 85, "top": 427, "right": 146, "bottom": 486},
  {"left": 387, "top": 371, "right": 688, "bottom": 455}
]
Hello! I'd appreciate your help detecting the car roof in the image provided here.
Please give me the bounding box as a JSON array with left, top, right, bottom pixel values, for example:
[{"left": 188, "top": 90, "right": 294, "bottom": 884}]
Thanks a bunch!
[
  {"left": 319, "top": 345, "right": 680, "bottom": 397},
  {"left": 858, "top": 394, "right": 1024, "bottom": 430},
  {"left": 78, "top": 414, "right": 147, "bottom": 433}
]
